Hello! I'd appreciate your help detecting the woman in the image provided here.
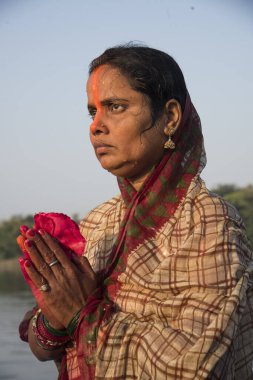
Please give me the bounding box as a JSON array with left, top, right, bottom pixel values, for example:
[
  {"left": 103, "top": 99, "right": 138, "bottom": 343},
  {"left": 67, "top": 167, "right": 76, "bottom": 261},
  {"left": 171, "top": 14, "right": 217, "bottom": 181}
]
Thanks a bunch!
[{"left": 18, "top": 44, "right": 253, "bottom": 379}]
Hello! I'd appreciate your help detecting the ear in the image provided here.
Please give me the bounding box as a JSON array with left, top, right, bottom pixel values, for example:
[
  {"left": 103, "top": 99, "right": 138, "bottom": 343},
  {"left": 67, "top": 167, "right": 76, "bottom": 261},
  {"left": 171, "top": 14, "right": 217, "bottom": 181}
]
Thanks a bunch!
[{"left": 163, "top": 99, "right": 182, "bottom": 137}]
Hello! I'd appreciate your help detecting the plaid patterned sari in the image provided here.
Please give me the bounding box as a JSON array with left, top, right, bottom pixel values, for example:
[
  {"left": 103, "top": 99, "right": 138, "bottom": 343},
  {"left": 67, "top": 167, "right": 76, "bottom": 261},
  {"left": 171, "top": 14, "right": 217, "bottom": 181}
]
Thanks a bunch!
[{"left": 62, "top": 96, "right": 253, "bottom": 379}]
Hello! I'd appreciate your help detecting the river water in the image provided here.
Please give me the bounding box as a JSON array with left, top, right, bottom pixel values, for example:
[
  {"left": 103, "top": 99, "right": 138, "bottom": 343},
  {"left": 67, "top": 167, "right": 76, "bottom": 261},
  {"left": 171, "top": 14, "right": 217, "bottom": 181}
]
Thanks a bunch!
[{"left": 0, "top": 292, "right": 58, "bottom": 380}]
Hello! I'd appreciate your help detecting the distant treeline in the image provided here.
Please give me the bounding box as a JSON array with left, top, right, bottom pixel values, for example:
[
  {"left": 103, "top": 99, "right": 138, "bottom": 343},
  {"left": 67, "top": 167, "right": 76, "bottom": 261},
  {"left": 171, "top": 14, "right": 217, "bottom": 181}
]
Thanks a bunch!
[
  {"left": 0, "top": 185, "right": 252, "bottom": 260},
  {"left": 211, "top": 184, "right": 253, "bottom": 247}
]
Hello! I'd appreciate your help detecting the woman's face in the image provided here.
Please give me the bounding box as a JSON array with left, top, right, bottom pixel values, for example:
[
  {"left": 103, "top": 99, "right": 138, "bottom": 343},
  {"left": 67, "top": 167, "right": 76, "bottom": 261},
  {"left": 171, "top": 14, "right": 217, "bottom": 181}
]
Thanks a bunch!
[{"left": 86, "top": 65, "right": 166, "bottom": 181}]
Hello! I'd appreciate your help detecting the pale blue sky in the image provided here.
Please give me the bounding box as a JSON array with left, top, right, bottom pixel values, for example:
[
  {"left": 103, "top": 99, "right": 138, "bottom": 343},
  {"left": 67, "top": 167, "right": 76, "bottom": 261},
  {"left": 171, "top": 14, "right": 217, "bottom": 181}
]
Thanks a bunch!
[{"left": 1, "top": 0, "right": 253, "bottom": 220}]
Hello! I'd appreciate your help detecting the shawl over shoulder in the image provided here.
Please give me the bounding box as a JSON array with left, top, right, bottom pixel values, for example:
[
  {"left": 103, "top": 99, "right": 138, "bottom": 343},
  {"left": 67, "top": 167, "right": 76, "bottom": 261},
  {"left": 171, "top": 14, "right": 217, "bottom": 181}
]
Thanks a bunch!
[{"left": 78, "top": 178, "right": 253, "bottom": 380}]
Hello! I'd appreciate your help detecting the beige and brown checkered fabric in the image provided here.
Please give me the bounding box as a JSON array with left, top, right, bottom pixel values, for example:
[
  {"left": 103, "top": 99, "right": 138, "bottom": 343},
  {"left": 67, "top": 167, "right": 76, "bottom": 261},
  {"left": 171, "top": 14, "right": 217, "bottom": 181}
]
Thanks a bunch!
[{"left": 77, "top": 177, "right": 253, "bottom": 379}]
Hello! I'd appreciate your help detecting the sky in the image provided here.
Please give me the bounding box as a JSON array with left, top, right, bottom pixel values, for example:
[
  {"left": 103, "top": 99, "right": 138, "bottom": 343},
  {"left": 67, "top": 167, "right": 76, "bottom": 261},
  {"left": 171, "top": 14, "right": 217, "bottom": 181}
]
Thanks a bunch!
[{"left": 1, "top": 0, "right": 253, "bottom": 221}]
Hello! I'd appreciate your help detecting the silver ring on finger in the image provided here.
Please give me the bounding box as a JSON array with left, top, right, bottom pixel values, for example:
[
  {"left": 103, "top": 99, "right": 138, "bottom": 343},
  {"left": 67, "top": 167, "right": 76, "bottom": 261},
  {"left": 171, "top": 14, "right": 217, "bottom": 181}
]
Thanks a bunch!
[
  {"left": 48, "top": 259, "right": 59, "bottom": 267},
  {"left": 40, "top": 283, "right": 50, "bottom": 292}
]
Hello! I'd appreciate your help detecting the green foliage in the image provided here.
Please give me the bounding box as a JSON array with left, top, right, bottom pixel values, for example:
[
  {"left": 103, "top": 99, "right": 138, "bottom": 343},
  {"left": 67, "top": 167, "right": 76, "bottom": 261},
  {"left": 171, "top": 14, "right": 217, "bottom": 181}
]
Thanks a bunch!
[
  {"left": 0, "top": 215, "right": 33, "bottom": 259},
  {"left": 211, "top": 184, "right": 239, "bottom": 197},
  {"left": 212, "top": 185, "right": 253, "bottom": 246},
  {"left": 71, "top": 213, "right": 81, "bottom": 224}
]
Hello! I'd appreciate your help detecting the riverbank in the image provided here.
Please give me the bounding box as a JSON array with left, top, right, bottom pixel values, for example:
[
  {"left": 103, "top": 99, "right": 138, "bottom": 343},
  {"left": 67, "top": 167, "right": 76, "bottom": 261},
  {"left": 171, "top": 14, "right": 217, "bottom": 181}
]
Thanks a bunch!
[
  {"left": 0, "top": 257, "right": 28, "bottom": 292},
  {"left": 0, "top": 257, "right": 20, "bottom": 272}
]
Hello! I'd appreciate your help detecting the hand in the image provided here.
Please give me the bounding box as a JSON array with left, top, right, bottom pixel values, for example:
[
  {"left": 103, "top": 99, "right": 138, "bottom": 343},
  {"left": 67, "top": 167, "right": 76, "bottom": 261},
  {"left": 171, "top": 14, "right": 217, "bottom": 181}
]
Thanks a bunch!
[
  {"left": 19, "top": 228, "right": 97, "bottom": 328},
  {"left": 19, "top": 307, "right": 37, "bottom": 342}
]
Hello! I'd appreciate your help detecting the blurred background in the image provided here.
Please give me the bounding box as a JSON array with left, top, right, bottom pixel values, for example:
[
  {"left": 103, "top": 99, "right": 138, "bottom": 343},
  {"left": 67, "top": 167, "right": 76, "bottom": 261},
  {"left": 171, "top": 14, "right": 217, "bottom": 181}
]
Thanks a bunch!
[{"left": 0, "top": 0, "right": 252, "bottom": 378}]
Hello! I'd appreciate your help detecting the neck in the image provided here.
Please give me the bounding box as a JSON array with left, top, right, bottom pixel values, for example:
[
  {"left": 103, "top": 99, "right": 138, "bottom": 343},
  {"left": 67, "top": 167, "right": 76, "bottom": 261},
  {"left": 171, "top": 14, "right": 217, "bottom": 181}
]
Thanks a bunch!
[{"left": 128, "top": 167, "right": 155, "bottom": 191}]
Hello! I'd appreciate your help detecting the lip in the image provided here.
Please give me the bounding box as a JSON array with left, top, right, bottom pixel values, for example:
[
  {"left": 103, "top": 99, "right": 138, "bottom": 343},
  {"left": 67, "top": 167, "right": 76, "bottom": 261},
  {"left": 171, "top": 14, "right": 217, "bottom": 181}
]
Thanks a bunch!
[{"left": 93, "top": 141, "right": 113, "bottom": 154}]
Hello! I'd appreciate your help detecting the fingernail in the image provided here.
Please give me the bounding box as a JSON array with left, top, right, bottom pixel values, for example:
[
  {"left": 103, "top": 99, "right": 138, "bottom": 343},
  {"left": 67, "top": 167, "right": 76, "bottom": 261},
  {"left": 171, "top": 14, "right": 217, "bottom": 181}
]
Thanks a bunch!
[
  {"left": 38, "top": 229, "right": 46, "bottom": 236},
  {"left": 25, "top": 260, "right": 32, "bottom": 268},
  {"left": 20, "top": 225, "right": 29, "bottom": 234},
  {"left": 27, "top": 229, "right": 35, "bottom": 237},
  {"left": 25, "top": 239, "right": 33, "bottom": 248}
]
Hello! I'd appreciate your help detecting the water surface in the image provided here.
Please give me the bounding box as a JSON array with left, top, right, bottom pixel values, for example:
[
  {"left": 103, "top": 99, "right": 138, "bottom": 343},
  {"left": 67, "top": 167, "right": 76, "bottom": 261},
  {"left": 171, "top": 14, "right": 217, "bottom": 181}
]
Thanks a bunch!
[{"left": 0, "top": 292, "right": 58, "bottom": 380}]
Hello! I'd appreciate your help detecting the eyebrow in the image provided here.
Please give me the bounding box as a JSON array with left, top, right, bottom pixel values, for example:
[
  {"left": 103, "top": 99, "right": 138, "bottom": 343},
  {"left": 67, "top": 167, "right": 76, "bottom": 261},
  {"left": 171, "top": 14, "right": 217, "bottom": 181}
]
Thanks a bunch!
[{"left": 87, "top": 97, "right": 130, "bottom": 109}]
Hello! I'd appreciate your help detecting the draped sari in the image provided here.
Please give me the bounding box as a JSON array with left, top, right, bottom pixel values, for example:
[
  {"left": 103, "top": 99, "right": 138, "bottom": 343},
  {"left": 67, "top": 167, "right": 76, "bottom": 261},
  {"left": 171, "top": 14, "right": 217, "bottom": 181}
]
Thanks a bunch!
[{"left": 61, "top": 95, "right": 253, "bottom": 379}]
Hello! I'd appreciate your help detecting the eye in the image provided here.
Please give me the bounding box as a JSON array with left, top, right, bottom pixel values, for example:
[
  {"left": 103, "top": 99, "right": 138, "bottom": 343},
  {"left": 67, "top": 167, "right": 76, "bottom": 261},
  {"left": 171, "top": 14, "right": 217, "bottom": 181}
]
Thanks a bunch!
[
  {"left": 108, "top": 103, "right": 126, "bottom": 113},
  {"left": 88, "top": 108, "right": 97, "bottom": 120}
]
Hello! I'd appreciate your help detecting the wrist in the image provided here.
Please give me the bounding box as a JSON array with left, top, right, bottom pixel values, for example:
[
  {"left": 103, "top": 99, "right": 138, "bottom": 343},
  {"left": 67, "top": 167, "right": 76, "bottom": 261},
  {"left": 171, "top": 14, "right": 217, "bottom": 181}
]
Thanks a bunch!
[
  {"left": 42, "top": 315, "right": 69, "bottom": 337},
  {"left": 66, "top": 309, "right": 82, "bottom": 338},
  {"left": 32, "top": 309, "right": 70, "bottom": 351},
  {"left": 47, "top": 320, "right": 64, "bottom": 330}
]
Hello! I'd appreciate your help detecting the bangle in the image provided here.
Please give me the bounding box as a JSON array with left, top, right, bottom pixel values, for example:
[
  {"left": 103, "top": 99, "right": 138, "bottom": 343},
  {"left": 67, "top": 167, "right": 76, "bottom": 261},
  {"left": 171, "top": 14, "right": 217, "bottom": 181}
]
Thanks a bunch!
[
  {"left": 34, "top": 336, "right": 63, "bottom": 351},
  {"left": 42, "top": 315, "right": 68, "bottom": 337},
  {"left": 66, "top": 310, "right": 81, "bottom": 337},
  {"left": 32, "top": 309, "right": 70, "bottom": 350}
]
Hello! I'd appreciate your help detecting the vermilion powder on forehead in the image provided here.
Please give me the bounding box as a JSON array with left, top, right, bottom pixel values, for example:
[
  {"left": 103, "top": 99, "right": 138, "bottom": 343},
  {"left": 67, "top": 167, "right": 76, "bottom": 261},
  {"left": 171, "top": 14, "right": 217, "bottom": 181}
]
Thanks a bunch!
[{"left": 91, "top": 66, "right": 105, "bottom": 117}]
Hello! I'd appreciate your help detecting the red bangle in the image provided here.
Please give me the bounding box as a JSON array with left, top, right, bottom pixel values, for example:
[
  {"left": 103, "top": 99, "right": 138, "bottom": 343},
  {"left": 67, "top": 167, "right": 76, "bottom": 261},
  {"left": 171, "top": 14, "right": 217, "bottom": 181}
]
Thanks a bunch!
[{"left": 32, "top": 309, "right": 70, "bottom": 350}]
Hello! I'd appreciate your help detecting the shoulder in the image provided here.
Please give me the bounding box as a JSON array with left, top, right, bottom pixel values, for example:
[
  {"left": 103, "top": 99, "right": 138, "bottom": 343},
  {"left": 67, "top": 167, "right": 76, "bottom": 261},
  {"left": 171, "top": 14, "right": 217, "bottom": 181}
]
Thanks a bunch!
[
  {"left": 187, "top": 178, "right": 243, "bottom": 228},
  {"left": 175, "top": 177, "right": 251, "bottom": 251},
  {"left": 79, "top": 194, "right": 124, "bottom": 239},
  {"left": 171, "top": 178, "right": 253, "bottom": 290}
]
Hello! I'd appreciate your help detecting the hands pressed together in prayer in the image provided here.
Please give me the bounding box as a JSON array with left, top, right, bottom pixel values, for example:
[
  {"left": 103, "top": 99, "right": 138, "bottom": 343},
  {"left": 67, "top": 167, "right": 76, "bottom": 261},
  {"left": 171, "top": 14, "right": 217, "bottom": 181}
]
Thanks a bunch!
[{"left": 17, "top": 228, "right": 97, "bottom": 330}]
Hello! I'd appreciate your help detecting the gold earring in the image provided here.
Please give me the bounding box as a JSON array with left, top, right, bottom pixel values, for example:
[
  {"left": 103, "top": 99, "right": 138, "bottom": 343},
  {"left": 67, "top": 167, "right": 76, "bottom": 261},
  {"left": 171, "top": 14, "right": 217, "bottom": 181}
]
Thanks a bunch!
[
  {"left": 164, "top": 127, "right": 176, "bottom": 149},
  {"left": 164, "top": 135, "right": 175, "bottom": 149}
]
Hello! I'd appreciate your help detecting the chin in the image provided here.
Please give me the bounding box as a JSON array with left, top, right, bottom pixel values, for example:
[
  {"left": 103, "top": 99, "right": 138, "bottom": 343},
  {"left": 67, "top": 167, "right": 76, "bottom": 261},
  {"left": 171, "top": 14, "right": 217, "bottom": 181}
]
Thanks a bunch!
[
  {"left": 98, "top": 156, "right": 121, "bottom": 174},
  {"left": 98, "top": 156, "right": 142, "bottom": 178},
  {"left": 99, "top": 162, "right": 128, "bottom": 178},
  {"left": 98, "top": 159, "right": 117, "bottom": 175},
  {"left": 101, "top": 165, "right": 123, "bottom": 177}
]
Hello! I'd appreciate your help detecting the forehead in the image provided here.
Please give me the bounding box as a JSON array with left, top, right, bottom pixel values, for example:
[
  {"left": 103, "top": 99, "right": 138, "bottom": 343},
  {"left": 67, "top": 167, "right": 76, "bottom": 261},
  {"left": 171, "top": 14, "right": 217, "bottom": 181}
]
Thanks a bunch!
[{"left": 86, "top": 65, "right": 132, "bottom": 100}]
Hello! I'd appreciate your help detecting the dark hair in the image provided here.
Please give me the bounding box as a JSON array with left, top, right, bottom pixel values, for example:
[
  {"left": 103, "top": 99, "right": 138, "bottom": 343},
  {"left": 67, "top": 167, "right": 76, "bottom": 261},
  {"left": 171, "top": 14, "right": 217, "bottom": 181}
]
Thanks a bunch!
[{"left": 89, "top": 43, "right": 187, "bottom": 123}]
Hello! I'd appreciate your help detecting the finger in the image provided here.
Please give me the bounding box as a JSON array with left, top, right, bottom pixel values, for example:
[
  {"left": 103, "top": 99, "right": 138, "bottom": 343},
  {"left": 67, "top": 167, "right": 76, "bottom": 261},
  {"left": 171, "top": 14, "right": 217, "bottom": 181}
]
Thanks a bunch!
[
  {"left": 26, "top": 229, "right": 56, "bottom": 265},
  {"left": 24, "top": 260, "right": 43, "bottom": 289},
  {"left": 24, "top": 260, "right": 52, "bottom": 314},
  {"left": 17, "top": 235, "right": 30, "bottom": 259},
  {"left": 72, "top": 255, "right": 97, "bottom": 295},
  {"left": 20, "top": 225, "right": 29, "bottom": 237},
  {"left": 38, "top": 229, "right": 73, "bottom": 269},
  {"left": 72, "top": 255, "right": 96, "bottom": 279},
  {"left": 24, "top": 239, "right": 53, "bottom": 280},
  {"left": 22, "top": 259, "right": 47, "bottom": 298}
]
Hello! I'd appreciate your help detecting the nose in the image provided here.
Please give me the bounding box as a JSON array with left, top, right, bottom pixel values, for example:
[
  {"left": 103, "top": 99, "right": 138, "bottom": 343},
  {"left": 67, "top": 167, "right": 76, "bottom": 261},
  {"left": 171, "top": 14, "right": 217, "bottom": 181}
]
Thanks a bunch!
[{"left": 90, "top": 110, "right": 108, "bottom": 136}]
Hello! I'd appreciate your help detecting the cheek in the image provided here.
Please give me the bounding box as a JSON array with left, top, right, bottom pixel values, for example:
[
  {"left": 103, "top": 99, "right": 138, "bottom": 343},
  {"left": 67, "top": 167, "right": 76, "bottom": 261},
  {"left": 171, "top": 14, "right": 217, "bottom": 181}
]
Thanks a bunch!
[
  {"left": 116, "top": 120, "right": 144, "bottom": 149},
  {"left": 119, "top": 133, "right": 143, "bottom": 157},
  {"left": 119, "top": 139, "right": 149, "bottom": 167},
  {"left": 126, "top": 127, "right": 163, "bottom": 164}
]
